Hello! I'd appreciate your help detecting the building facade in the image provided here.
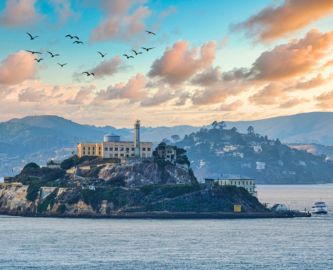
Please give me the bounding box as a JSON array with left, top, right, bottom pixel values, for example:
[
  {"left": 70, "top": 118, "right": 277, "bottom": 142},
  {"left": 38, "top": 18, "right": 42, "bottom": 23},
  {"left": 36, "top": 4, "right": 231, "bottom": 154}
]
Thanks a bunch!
[
  {"left": 155, "top": 142, "right": 177, "bottom": 163},
  {"left": 205, "top": 178, "right": 257, "bottom": 196},
  {"left": 77, "top": 120, "right": 153, "bottom": 159}
]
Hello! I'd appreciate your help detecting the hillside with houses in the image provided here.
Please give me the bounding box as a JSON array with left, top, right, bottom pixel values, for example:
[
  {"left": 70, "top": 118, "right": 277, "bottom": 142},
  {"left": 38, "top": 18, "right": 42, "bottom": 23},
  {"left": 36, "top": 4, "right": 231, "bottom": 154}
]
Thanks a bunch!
[{"left": 176, "top": 122, "right": 333, "bottom": 184}]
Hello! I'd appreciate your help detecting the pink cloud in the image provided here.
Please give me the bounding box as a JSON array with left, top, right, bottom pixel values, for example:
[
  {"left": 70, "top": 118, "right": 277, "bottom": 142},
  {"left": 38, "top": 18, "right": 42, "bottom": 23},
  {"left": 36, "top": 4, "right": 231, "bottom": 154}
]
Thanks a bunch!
[
  {"left": 49, "top": 0, "right": 77, "bottom": 24},
  {"left": 225, "top": 29, "right": 333, "bottom": 81},
  {"left": 0, "top": 51, "right": 36, "bottom": 85},
  {"left": 96, "top": 73, "right": 147, "bottom": 102},
  {"left": 148, "top": 40, "right": 216, "bottom": 84},
  {"left": 90, "top": 0, "right": 150, "bottom": 42},
  {"left": 316, "top": 91, "right": 333, "bottom": 109},
  {"left": 220, "top": 100, "right": 243, "bottom": 111},
  {"left": 0, "top": 0, "right": 41, "bottom": 27},
  {"left": 234, "top": 0, "right": 333, "bottom": 41},
  {"left": 90, "top": 56, "right": 125, "bottom": 79}
]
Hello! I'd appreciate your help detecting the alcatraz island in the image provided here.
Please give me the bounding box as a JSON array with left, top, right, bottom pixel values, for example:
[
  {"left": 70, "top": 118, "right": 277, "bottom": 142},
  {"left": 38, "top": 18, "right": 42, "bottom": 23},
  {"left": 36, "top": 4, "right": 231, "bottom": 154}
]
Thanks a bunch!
[{"left": 0, "top": 120, "right": 309, "bottom": 219}]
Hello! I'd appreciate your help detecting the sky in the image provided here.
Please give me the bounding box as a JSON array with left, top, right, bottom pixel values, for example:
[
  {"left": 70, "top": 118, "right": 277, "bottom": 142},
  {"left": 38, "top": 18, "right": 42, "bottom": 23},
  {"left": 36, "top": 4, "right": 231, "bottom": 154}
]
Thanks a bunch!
[{"left": 1, "top": 0, "right": 333, "bottom": 127}]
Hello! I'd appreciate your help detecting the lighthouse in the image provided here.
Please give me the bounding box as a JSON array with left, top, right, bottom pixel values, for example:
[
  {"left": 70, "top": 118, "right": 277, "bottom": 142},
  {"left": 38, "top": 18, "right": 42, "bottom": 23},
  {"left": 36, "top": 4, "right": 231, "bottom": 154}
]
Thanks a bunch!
[{"left": 134, "top": 120, "right": 141, "bottom": 157}]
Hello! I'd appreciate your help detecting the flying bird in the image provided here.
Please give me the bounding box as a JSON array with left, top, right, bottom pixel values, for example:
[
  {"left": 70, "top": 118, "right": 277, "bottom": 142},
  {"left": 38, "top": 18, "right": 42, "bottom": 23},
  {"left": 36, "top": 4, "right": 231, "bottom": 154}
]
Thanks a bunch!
[
  {"left": 66, "top": 34, "right": 80, "bottom": 40},
  {"left": 26, "top": 50, "right": 42, "bottom": 55},
  {"left": 98, "top": 51, "right": 107, "bottom": 58},
  {"left": 26, "top": 32, "right": 38, "bottom": 40},
  {"left": 82, "top": 72, "right": 94, "bottom": 77},
  {"left": 123, "top": 54, "right": 134, "bottom": 59},
  {"left": 58, "top": 63, "right": 67, "bottom": 67},
  {"left": 132, "top": 49, "right": 142, "bottom": 56},
  {"left": 145, "top": 30, "right": 156, "bottom": 35},
  {"left": 47, "top": 51, "right": 60, "bottom": 58},
  {"left": 73, "top": 40, "right": 84, "bottom": 44},
  {"left": 34, "top": 58, "right": 43, "bottom": 63},
  {"left": 142, "top": 47, "right": 154, "bottom": 52}
]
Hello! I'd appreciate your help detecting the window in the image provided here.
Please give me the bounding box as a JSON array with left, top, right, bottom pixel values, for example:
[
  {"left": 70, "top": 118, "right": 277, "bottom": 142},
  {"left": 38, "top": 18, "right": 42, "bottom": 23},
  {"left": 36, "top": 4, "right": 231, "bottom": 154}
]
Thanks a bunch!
[
  {"left": 132, "top": 147, "right": 135, "bottom": 151},
  {"left": 147, "top": 148, "right": 151, "bottom": 151},
  {"left": 109, "top": 147, "right": 113, "bottom": 151},
  {"left": 126, "top": 148, "right": 129, "bottom": 151},
  {"left": 120, "top": 147, "right": 124, "bottom": 151},
  {"left": 115, "top": 147, "right": 118, "bottom": 151},
  {"left": 120, "top": 154, "right": 124, "bottom": 157},
  {"left": 104, "top": 148, "right": 108, "bottom": 151},
  {"left": 142, "top": 147, "right": 146, "bottom": 151},
  {"left": 115, "top": 153, "right": 118, "bottom": 157}
]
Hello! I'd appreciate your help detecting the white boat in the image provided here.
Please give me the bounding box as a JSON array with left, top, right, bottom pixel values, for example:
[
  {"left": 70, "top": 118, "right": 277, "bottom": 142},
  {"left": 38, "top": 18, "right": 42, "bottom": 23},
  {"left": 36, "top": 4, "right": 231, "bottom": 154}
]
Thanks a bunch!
[{"left": 311, "top": 202, "right": 328, "bottom": 214}]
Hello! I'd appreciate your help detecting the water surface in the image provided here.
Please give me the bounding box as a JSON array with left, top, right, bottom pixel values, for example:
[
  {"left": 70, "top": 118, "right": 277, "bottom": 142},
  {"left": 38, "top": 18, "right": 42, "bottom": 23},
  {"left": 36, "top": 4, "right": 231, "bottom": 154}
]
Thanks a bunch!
[{"left": 0, "top": 185, "right": 332, "bottom": 270}]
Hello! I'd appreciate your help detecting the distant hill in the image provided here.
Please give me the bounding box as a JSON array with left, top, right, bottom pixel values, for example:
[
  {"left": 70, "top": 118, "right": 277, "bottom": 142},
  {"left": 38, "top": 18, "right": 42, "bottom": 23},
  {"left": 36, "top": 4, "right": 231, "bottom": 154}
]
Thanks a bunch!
[
  {"left": 225, "top": 112, "right": 333, "bottom": 145},
  {"left": 1, "top": 112, "right": 333, "bottom": 181},
  {"left": 176, "top": 125, "right": 333, "bottom": 184}
]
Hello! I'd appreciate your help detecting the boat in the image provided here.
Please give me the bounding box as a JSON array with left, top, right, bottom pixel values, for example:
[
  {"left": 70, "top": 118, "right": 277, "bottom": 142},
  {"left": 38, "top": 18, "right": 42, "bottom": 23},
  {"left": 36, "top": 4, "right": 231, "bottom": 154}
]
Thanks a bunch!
[{"left": 311, "top": 202, "right": 328, "bottom": 214}]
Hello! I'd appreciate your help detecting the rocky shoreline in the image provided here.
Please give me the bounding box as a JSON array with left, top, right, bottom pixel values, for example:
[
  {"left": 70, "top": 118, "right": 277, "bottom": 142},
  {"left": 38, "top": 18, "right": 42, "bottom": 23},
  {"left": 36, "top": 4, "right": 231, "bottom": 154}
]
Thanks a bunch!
[{"left": 0, "top": 211, "right": 310, "bottom": 219}]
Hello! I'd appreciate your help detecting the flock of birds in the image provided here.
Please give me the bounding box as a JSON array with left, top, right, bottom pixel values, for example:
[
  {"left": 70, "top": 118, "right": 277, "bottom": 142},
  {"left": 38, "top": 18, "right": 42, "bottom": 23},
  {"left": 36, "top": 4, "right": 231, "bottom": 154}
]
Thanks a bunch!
[{"left": 25, "top": 30, "right": 157, "bottom": 78}]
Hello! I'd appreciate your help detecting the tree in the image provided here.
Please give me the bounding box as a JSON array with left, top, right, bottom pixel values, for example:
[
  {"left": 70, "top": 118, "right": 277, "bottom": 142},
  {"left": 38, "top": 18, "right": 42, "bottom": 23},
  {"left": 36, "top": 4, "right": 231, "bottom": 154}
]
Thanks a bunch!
[
  {"left": 211, "top": 121, "right": 218, "bottom": 129},
  {"left": 162, "top": 138, "right": 171, "bottom": 144},
  {"left": 247, "top": 126, "right": 255, "bottom": 135},
  {"left": 218, "top": 121, "right": 226, "bottom": 129},
  {"left": 171, "top": 134, "right": 180, "bottom": 142},
  {"left": 231, "top": 127, "right": 238, "bottom": 133}
]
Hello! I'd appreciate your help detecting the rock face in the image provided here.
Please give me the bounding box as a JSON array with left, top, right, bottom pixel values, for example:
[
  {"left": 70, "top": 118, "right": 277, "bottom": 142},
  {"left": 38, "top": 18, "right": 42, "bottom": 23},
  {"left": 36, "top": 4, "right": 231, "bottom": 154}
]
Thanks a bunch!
[
  {"left": 98, "top": 160, "right": 196, "bottom": 187},
  {"left": 0, "top": 183, "right": 267, "bottom": 217},
  {"left": 0, "top": 184, "right": 97, "bottom": 216}
]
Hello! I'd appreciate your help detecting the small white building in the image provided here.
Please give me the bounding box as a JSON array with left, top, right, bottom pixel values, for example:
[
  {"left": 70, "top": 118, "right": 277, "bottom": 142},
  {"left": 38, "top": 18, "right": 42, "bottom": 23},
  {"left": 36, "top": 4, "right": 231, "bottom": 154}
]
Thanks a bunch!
[{"left": 205, "top": 178, "right": 257, "bottom": 196}]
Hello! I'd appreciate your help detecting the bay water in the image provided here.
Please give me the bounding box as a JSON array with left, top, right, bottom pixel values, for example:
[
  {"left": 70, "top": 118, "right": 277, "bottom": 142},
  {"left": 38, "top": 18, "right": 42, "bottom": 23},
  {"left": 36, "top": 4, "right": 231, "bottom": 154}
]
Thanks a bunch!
[{"left": 0, "top": 185, "right": 332, "bottom": 269}]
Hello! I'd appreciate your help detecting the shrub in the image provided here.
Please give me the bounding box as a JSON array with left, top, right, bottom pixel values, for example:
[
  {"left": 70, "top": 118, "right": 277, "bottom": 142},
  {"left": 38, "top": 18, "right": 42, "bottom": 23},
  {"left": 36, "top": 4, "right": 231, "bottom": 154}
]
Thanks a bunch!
[
  {"left": 60, "top": 155, "right": 80, "bottom": 170},
  {"left": 26, "top": 183, "right": 41, "bottom": 201}
]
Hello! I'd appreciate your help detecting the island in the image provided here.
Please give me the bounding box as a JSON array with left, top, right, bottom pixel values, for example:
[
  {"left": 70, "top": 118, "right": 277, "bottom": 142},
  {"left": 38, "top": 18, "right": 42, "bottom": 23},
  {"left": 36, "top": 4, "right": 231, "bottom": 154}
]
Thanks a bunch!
[{"left": 0, "top": 143, "right": 309, "bottom": 219}]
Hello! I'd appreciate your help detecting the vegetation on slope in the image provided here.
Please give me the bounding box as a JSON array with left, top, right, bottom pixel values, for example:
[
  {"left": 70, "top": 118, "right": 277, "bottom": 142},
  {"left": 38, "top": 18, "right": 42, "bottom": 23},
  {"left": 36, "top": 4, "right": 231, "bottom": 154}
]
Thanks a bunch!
[{"left": 177, "top": 122, "right": 333, "bottom": 184}]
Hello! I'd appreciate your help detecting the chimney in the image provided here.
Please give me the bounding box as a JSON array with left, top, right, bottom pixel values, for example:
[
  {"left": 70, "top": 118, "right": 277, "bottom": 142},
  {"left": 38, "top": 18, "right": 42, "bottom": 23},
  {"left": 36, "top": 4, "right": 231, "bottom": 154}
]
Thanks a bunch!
[{"left": 134, "top": 120, "right": 141, "bottom": 157}]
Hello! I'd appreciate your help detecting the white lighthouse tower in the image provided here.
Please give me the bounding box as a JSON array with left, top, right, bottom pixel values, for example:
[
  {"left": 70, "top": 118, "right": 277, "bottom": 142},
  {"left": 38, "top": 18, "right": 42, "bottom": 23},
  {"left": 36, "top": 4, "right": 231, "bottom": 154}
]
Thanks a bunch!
[{"left": 134, "top": 120, "right": 141, "bottom": 157}]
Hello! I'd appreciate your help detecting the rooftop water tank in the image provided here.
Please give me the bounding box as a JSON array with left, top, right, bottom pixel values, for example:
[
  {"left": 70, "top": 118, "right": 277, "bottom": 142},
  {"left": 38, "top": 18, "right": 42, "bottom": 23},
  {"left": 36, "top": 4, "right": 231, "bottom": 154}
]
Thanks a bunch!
[{"left": 103, "top": 134, "right": 120, "bottom": 142}]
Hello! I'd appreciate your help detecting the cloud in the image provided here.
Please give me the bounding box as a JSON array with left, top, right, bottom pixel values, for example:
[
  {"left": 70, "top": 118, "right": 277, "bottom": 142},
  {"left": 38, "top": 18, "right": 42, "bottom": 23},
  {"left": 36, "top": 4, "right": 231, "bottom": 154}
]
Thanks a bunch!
[
  {"left": 90, "top": 56, "right": 125, "bottom": 78},
  {"left": 49, "top": 0, "right": 76, "bottom": 23},
  {"left": 0, "top": 51, "right": 36, "bottom": 85},
  {"left": 96, "top": 73, "right": 147, "bottom": 102},
  {"left": 191, "top": 67, "right": 221, "bottom": 86},
  {"left": 90, "top": 0, "right": 150, "bottom": 42},
  {"left": 191, "top": 83, "right": 234, "bottom": 106},
  {"left": 225, "top": 29, "right": 333, "bottom": 81},
  {"left": 18, "top": 87, "right": 48, "bottom": 102},
  {"left": 234, "top": 0, "right": 333, "bottom": 41},
  {"left": 220, "top": 100, "right": 243, "bottom": 111},
  {"left": 279, "top": 98, "right": 309, "bottom": 109},
  {"left": 66, "top": 86, "right": 95, "bottom": 105},
  {"left": 249, "top": 83, "right": 285, "bottom": 106},
  {"left": 148, "top": 40, "right": 216, "bottom": 84},
  {"left": 316, "top": 91, "right": 333, "bottom": 109},
  {"left": 141, "top": 89, "right": 174, "bottom": 107},
  {"left": 289, "top": 74, "right": 325, "bottom": 90},
  {"left": 0, "top": 0, "right": 41, "bottom": 27}
]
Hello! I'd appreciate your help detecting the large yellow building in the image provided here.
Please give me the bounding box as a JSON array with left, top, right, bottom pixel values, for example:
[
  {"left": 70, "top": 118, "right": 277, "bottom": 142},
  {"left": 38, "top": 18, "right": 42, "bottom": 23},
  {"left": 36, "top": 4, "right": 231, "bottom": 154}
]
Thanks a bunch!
[{"left": 77, "top": 120, "right": 153, "bottom": 159}]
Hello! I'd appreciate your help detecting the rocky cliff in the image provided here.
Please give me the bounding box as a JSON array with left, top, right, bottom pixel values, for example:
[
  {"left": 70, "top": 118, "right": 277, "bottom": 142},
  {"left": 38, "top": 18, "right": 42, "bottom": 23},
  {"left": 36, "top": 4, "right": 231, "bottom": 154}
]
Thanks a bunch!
[{"left": 0, "top": 183, "right": 267, "bottom": 217}]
